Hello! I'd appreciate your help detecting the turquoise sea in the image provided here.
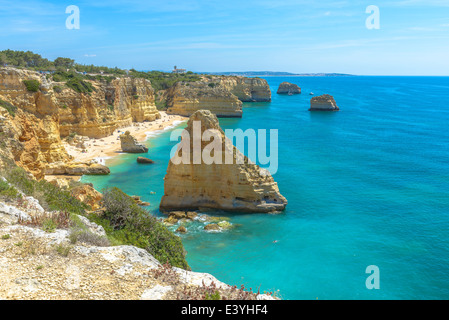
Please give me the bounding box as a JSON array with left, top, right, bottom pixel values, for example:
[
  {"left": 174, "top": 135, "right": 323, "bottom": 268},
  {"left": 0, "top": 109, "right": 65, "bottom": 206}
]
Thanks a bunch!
[{"left": 82, "top": 76, "right": 449, "bottom": 300}]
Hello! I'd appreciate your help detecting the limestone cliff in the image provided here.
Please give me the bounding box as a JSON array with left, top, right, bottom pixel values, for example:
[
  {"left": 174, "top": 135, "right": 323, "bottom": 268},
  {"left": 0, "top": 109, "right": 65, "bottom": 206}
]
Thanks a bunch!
[
  {"left": 309, "top": 94, "right": 339, "bottom": 111},
  {"left": 160, "top": 110, "right": 287, "bottom": 213},
  {"left": 0, "top": 68, "right": 70, "bottom": 179},
  {"left": 277, "top": 82, "right": 301, "bottom": 94},
  {"left": 57, "top": 76, "right": 160, "bottom": 138},
  {"left": 165, "top": 75, "right": 271, "bottom": 118},
  {"left": 0, "top": 197, "right": 275, "bottom": 300},
  {"left": 0, "top": 108, "right": 68, "bottom": 179},
  {"left": 0, "top": 67, "right": 160, "bottom": 178},
  {"left": 165, "top": 81, "right": 243, "bottom": 117},
  {"left": 218, "top": 76, "right": 271, "bottom": 102}
]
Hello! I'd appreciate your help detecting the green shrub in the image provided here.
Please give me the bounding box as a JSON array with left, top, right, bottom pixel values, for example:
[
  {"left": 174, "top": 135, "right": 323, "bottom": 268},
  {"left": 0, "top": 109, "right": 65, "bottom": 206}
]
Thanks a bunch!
[
  {"left": 53, "top": 85, "right": 63, "bottom": 93},
  {"left": 0, "top": 99, "right": 17, "bottom": 117},
  {"left": 68, "top": 225, "right": 110, "bottom": 246},
  {"left": 155, "top": 99, "right": 167, "bottom": 111},
  {"left": 205, "top": 290, "right": 221, "bottom": 300},
  {"left": 52, "top": 73, "right": 66, "bottom": 82},
  {"left": 0, "top": 179, "right": 21, "bottom": 200},
  {"left": 42, "top": 218, "right": 57, "bottom": 233},
  {"left": 0, "top": 167, "right": 34, "bottom": 195},
  {"left": 23, "top": 79, "right": 40, "bottom": 92},
  {"left": 1, "top": 166, "right": 89, "bottom": 215},
  {"left": 66, "top": 78, "right": 95, "bottom": 94},
  {"left": 88, "top": 187, "right": 189, "bottom": 270},
  {"left": 55, "top": 244, "right": 71, "bottom": 257}
]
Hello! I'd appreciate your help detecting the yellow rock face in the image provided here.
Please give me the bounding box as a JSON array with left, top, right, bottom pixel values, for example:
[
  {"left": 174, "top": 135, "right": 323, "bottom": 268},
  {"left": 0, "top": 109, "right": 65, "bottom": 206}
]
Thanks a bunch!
[
  {"left": 160, "top": 110, "right": 287, "bottom": 213},
  {"left": 218, "top": 76, "right": 272, "bottom": 102},
  {"left": 70, "top": 184, "right": 103, "bottom": 210},
  {"left": 0, "top": 67, "right": 160, "bottom": 178},
  {"left": 0, "top": 108, "right": 68, "bottom": 179},
  {"left": 58, "top": 77, "right": 160, "bottom": 138},
  {"left": 165, "top": 81, "right": 243, "bottom": 117},
  {"left": 164, "top": 76, "right": 271, "bottom": 118}
]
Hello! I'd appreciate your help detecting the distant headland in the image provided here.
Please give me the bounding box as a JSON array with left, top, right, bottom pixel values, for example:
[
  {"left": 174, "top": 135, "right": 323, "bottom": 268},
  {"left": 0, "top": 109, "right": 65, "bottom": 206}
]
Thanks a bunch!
[{"left": 203, "top": 71, "right": 356, "bottom": 77}]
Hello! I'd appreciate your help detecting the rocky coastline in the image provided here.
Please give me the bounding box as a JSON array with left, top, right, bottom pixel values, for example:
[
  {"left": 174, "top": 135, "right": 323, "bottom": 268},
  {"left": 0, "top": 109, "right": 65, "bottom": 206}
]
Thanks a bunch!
[
  {"left": 0, "top": 64, "right": 281, "bottom": 300},
  {"left": 165, "top": 75, "right": 271, "bottom": 117}
]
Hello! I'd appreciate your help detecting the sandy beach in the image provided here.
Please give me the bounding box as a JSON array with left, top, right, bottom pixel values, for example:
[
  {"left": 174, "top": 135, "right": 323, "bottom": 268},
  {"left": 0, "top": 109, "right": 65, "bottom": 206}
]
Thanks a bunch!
[{"left": 63, "top": 111, "right": 187, "bottom": 164}]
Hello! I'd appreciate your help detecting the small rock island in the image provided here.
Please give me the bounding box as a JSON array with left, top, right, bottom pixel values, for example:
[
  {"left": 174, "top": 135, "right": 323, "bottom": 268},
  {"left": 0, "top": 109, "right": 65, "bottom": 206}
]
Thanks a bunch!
[
  {"left": 277, "top": 82, "right": 301, "bottom": 95},
  {"left": 120, "top": 131, "right": 149, "bottom": 153},
  {"left": 137, "top": 157, "right": 154, "bottom": 164},
  {"left": 309, "top": 94, "right": 340, "bottom": 111}
]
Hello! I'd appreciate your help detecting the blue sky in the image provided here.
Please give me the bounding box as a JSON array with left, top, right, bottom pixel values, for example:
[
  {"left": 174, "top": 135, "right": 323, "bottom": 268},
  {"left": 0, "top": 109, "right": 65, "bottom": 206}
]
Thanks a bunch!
[{"left": 1, "top": 0, "right": 449, "bottom": 75}]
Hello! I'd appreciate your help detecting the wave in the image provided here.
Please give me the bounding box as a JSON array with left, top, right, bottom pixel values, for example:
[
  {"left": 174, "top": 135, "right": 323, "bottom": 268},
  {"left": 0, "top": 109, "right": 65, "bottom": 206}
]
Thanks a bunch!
[
  {"left": 145, "top": 119, "right": 186, "bottom": 140},
  {"left": 93, "top": 156, "right": 112, "bottom": 166}
]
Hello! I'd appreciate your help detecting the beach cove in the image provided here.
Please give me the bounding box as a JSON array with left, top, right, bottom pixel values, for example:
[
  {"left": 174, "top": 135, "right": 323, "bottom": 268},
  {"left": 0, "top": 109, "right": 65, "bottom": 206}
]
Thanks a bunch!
[
  {"left": 82, "top": 75, "right": 449, "bottom": 300},
  {"left": 62, "top": 111, "right": 187, "bottom": 167}
]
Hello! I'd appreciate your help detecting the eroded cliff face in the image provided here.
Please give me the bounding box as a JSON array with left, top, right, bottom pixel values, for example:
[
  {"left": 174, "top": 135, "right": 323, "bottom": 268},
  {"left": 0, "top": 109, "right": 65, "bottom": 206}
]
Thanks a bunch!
[
  {"left": 0, "top": 68, "right": 70, "bottom": 179},
  {"left": 277, "top": 82, "right": 301, "bottom": 95},
  {"left": 58, "top": 77, "right": 160, "bottom": 138},
  {"left": 218, "top": 76, "right": 271, "bottom": 102},
  {"left": 165, "top": 76, "right": 271, "bottom": 118},
  {"left": 160, "top": 110, "right": 287, "bottom": 213},
  {"left": 165, "top": 81, "right": 243, "bottom": 118},
  {"left": 0, "top": 67, "right": 160, "bottom": 178}
]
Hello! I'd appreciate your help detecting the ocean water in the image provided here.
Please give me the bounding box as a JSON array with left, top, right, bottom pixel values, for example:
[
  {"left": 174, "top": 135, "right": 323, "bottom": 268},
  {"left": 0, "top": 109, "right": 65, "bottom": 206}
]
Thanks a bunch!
[{"left": 82, "top": 76, "right": 449, "bottom": 300}]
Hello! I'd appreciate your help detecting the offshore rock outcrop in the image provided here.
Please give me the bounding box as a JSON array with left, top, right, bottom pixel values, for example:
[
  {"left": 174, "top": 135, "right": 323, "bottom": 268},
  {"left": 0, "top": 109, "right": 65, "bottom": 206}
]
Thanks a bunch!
[
  {"left": 277, "top": 82, "right": 301, "bottom": 94},
  {"left": 137, "top": 157, "right": 154, "bottom": 164},
  {"left": 160, "top": 110, "right": 287, "bottom": 213},
  {"left": 309, "top": 94, "right": 340, "bottom": 111},
  {"left": 120, "top": 131, "right": 149, "bottom": 153}
]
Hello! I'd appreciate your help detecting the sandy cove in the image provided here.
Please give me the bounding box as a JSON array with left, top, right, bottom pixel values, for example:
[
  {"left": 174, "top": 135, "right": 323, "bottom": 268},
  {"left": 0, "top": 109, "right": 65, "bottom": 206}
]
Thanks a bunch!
[{"left": 63, "top": 111, "right": 187, "bottom": 164}]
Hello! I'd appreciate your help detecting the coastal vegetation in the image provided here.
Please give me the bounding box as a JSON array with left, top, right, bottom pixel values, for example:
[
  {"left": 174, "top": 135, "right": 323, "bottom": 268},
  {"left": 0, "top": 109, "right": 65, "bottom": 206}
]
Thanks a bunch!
[
  {"left": 1, "top": 166, "right": 88, "bottom": 215},
  {"left": 87, "top": 187, "right": 189, "bottom": 270},
  {"left": 1, "top": 50, "right": 202, "bottom": 94},
  {"left": 0, "top": 99, "right": 16, "bottom": 117},
  {"left": 128, "top": 69, "right": 201, "bottom": 92},
  {"left": 0, "top": 164, "right": 189, "bottom": 270},
  {"left": 0, "top": 179, "right": 20, "bottom": 200},
  {"left": 0, "top": 50, "right": 124, "bottom": 76},
  {"left": 22, "top": 79, "right": 40, "bottom": 92},
  {"left": 0, "top": 50, "right": 282, "bottom": 299},
  {"left": 65, "top": 77, "right": 96, "bottom": 94}
]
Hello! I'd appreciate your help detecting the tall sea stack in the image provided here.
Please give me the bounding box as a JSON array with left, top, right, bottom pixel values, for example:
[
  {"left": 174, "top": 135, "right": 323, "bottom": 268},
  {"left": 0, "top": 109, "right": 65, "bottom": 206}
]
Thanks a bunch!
[{"left": 159, "top": 110, "right": 287, "bottom": 213}]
